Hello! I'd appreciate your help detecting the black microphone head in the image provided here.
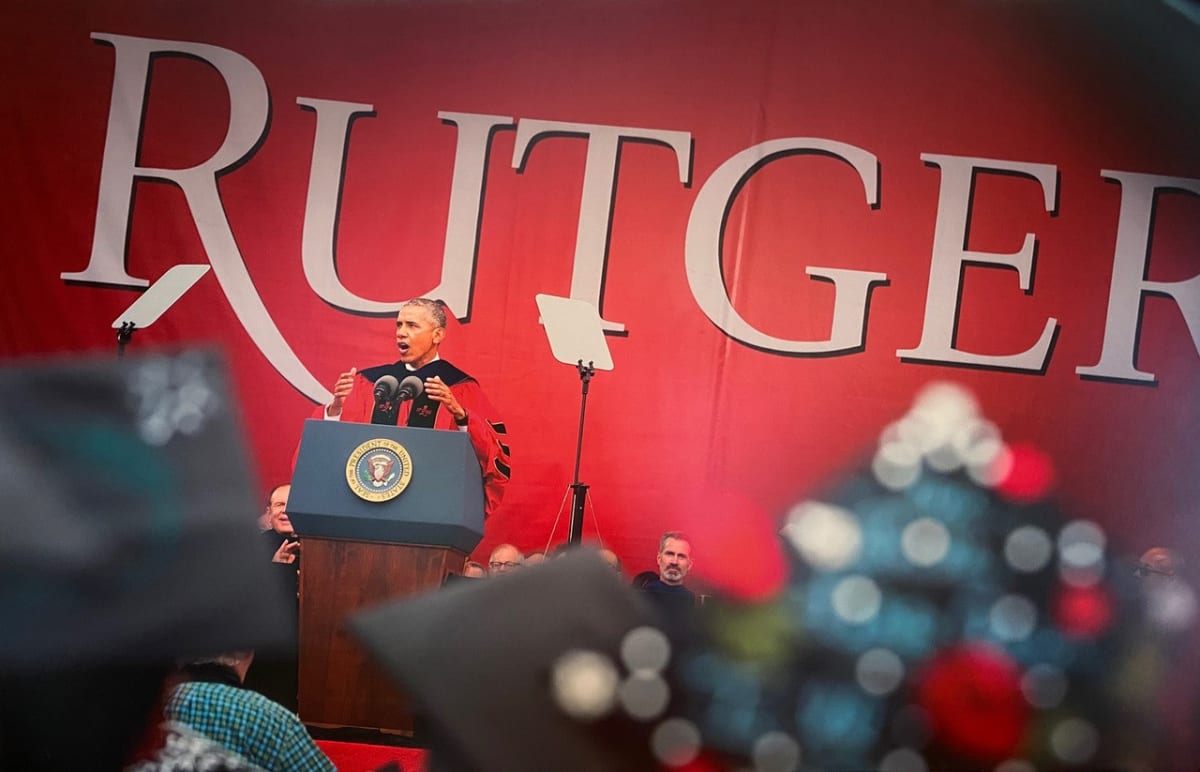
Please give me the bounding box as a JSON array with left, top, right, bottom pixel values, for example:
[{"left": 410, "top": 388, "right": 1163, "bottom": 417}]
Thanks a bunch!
[
  {"left": 373, "top": 374, "right": 400, "bottom": 404},
  {"left": 397, "top": 375, "right": 424, "bottom": 401}
]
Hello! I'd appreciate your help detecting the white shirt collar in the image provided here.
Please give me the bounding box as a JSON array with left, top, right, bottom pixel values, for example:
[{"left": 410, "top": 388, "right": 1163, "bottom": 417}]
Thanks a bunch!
[{"left": 405, "top": 354, "right": 440, "bottom": 372}]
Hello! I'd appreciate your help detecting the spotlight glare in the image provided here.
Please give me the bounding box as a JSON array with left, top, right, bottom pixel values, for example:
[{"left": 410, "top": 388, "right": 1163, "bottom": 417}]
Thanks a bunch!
[
  {"left": 783, "top": 502, "right": 863, "bottom": 571},
  {"left": 832, "top": 575, "right": 883, "bottom": 624}
]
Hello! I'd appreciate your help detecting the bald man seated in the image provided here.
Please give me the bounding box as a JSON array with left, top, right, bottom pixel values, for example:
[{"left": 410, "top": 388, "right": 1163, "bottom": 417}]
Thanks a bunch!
[{"left": 488, "top": 544, "right": 524, "bottom": 576}]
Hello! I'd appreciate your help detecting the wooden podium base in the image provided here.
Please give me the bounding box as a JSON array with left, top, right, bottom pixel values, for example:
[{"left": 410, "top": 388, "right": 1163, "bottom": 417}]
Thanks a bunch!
[{"left": 297, "top": 537, "right": 465, "bottom": 734}]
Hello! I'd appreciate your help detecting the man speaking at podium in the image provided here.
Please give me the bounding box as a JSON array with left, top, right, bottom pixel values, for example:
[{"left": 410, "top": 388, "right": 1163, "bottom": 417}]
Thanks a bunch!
[{"left": 314, "top": 298, "right": 510, "bottom": 517}]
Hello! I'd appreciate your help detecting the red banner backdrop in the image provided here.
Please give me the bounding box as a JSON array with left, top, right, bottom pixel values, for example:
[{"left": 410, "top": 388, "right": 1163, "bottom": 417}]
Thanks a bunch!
[{"left": 3, "top": 0, "right": 1198, "bottom": 573}]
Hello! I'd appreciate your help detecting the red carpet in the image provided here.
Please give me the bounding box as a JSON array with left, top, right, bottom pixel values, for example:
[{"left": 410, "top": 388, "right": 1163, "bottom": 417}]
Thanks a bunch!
[{"left": 315, "top": 740, "right": 427, "bottom": 771}]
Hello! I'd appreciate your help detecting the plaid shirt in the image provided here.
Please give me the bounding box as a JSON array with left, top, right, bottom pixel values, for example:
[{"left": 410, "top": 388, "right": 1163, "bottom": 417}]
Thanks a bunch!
[{"left": 164, "top": 681, "right": 334, "bottom": 772}]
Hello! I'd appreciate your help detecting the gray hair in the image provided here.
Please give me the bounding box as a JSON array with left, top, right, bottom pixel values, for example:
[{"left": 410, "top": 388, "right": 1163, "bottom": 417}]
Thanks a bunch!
[
  {"left": 402, "top": 297, "right": 447, "bottom": 328},
  {"left": 185, "top": 651, "right": 252, "bottom": 669},
  {"left": 659, "top": 531, "right": 690, "bottom": 552},
  {"left": 489, "top": 542, "right": 525, "bottom": 563}
]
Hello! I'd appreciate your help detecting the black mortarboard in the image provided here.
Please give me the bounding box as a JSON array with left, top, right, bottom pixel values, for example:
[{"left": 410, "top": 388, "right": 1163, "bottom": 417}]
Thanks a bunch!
[
  {"left": 350, "top": 549, "right": 669, "bottom": 772},
  {"left": 0, "top": 349, "right": 290, "bottom": 672}
]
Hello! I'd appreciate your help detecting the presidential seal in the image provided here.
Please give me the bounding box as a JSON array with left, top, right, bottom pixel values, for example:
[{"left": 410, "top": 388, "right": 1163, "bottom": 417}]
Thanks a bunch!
[{"left": 346, "top": 438, "right": 413, "bottom": 502}]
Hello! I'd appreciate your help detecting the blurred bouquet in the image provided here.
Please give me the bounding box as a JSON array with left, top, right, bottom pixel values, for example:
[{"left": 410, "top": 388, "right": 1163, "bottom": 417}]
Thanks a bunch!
[{"left": 663, "top": 383, "right": 1198, "bottom": 771}]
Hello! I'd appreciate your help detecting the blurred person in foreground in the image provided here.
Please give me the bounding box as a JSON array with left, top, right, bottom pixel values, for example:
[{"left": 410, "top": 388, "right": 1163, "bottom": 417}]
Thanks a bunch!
[
  {"left": 162, "top": 652, "right": 333, "bottom": 772},
  {"left": 0, "top": 350, "right": 289, "bottom": 769}
]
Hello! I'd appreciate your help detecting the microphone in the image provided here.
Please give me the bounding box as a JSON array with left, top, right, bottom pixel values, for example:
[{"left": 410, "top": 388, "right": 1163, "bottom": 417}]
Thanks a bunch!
[
  {"left": 397, "top": 375, "right": 424, "bottom": 402},
  {"left": 373, "top": 375, "right": 399, "bottom": 405}
]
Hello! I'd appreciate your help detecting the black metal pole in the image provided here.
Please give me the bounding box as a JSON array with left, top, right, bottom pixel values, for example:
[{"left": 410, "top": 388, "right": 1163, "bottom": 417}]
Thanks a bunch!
[
  {"left": 571, "top": 360, "right": 593, "bottom": 485},
  {"left": 568, "top": 360, "right": 595, "bottom": 545},
  {"left": 568, "top": 482, "right": 589, "bottom": 545}
]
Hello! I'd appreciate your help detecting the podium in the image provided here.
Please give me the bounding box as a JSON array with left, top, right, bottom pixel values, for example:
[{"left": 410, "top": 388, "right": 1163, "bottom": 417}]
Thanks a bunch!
[{"left": 287, "top": 419, "right": 485, "bottom": 735}]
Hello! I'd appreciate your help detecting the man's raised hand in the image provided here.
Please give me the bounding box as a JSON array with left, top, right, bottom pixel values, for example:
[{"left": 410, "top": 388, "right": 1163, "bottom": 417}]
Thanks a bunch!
[{"left": 326, "top": 367, "right": 357, "bottom": 417}]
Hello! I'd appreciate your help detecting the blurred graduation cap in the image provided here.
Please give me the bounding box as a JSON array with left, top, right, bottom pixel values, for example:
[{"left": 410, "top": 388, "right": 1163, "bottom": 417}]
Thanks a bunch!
[
  {"left": 0, "top": 348, "right": 290, "bottom": 673},
  {"left": 350, "top": 550, "right": 669, "bottom": 772}
]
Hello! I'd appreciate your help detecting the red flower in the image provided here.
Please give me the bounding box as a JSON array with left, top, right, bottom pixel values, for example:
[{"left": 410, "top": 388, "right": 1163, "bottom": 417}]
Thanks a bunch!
[
  {"left": 915, "top": 643, "right": 1029, "bottom": 762},
  {"left": 1054, "top": 585, "right": 1113, "bottom": 639},
  {"left": 995, "top": 443, "right": 1055, "bottom": 503}
]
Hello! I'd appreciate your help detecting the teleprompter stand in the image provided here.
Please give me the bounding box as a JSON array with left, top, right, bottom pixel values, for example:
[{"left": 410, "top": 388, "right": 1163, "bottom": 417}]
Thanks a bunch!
[
  {"left": 535, "top": 294, "right": 614, "bottom": 545},
  {"left": 567, "top": 360, "right": 595, "bottom": 544}
]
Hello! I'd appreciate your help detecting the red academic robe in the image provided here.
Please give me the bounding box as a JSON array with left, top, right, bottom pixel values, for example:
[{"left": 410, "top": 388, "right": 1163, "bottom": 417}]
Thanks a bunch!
[{"left": 309, "top": 360, "right": 510, "bottom": 517}]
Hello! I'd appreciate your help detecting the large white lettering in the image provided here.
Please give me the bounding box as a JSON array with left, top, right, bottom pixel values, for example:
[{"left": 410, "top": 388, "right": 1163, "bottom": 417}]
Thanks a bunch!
[
  {"left": 64, "top": 33, "right": 328, "bottom": 401},
  {"left": 684, "top": 139, "right": 887, "bottom": 354},
  {"left": 67, "top": 35, "right": 1198, "bottom": 396},
  {"left": 897, "top": 154, "right": 1058, "bottom": 372},
  {"left": 297, "top": 97, "right": 378, "bottom": 311},
  {"left": 512, "top": 119, "right": 692, "bottom": 333},
  {"left": 1076, "top": 172, "right": 1200, "bottom": 382},
  {"left": 297, "top": 106, "right": 515, "bottom": 318}
]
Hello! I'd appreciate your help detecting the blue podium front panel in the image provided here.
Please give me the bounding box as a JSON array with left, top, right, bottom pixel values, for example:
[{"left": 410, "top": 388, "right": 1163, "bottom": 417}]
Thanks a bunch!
[{"left": 289, "top": 420, "right": 484, "bottom": 553}]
